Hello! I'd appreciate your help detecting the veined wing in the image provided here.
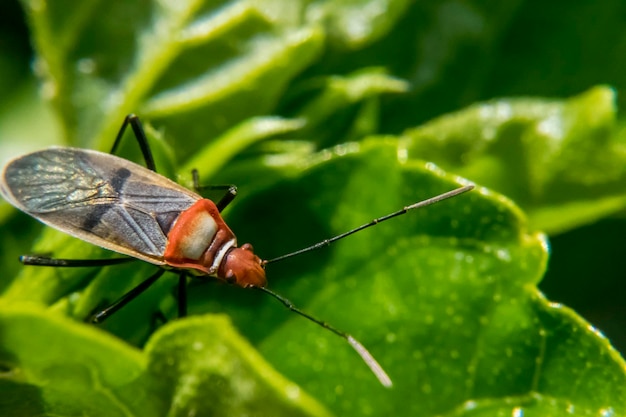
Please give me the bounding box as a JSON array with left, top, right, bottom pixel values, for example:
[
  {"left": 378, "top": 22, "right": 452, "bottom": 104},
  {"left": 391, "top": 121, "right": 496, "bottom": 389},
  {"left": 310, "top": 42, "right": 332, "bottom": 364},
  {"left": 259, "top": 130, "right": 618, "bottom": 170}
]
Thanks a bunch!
[{"left": 1, "top": 147, "right": 201, "bottom": 264}]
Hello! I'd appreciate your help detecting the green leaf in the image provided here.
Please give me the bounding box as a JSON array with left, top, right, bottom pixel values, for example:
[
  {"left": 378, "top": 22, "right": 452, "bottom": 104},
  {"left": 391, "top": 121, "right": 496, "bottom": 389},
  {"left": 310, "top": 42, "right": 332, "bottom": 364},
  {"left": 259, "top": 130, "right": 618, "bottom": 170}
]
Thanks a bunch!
[
  {"left": 145, "top": 314, "right": 332, "bottom": 417},
  {"left": 178, "top": 116, "right": 306, "bottom": 185},
  {"left": 200, "top": 138, "right": 626, "bottom": 415},
  {"left": 313, "top": 0, "right": 413, "bottom": 49},
  {"left": 286, "top": 67, "right": 409, "bottom": 147},
  {"left": 401, "top": 86, "right": 626, "bottom": 234},
  {"left": 3, "top": 137, "right": 626, "bottom": 414},
  {"left": 0, "top": 306, "right": 158, "bottom": 417},
  {"left": 21, "top": 0, "right": 322, "bottom": 158},
  {"left": 0, "top": 307, "right": 331, "bottom": 417}
]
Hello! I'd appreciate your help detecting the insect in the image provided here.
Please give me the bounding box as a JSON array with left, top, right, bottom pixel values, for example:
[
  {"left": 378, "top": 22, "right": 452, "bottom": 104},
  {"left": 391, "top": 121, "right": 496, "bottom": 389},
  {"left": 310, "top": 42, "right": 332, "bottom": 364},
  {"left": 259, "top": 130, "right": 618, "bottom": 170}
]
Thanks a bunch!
[{"left": 0, "top": 115, "right": 474, "bottom": 387}]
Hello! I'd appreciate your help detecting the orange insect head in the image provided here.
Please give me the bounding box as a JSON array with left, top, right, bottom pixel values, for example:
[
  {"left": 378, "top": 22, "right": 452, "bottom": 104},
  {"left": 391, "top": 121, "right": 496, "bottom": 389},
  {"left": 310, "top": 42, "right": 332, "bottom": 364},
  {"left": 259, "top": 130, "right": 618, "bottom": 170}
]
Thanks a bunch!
[{"left": 219, "top": 243, "right": 267, "bottom": 288}]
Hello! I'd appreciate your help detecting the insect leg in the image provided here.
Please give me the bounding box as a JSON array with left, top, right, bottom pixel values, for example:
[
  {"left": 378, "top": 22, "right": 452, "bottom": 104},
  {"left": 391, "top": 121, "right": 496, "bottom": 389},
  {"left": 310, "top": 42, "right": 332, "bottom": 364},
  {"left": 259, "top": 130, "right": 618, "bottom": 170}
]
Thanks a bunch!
[
  {"left": 177, "top": 272, "right": 188, "bottom": 318},
  {"left": 110, "top": 114, "right": 157, "bottom": 172},
  {"left": 91, "top": 268, "right": 166, "bottom": 323},
  {"left": 214, "top": 186, "right": 238, "bottom": 212},
  {"left": 192, "top": 169, "right": 238, "bottom": 212},
  {"left": 20, "top": 255, "right": 135, "bottom": 267}
]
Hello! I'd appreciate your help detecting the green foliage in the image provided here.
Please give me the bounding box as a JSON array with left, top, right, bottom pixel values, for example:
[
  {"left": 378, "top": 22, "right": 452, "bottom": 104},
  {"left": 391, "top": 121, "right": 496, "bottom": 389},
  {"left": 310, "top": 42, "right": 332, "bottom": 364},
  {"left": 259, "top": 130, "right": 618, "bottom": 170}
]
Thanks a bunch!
[
  {"left": 402, "top": 86, "right": 626, "bottom": 234},
  {"left": 1, "top": 0, "right": 625, "bottom": 416}
]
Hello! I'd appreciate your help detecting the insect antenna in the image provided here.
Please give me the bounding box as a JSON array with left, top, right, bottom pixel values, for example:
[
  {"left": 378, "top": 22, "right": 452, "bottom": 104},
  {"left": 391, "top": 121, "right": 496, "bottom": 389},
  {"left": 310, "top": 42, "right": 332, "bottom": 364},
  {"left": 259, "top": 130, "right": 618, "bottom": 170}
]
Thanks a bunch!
[
  {"left": 255, "top": 184, "right": 474, "bottom": 385},
  {"left": 263, "top": 184, "right": 474, "bottom": 265},
  {"left": 254, "top": 286, "right": 393, "bottom": 387}
]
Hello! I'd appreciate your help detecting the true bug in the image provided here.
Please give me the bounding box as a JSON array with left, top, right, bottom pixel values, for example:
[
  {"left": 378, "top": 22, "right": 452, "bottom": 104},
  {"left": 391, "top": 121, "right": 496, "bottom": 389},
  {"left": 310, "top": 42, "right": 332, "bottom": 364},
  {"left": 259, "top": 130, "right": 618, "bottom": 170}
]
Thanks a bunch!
[{"left": 0, "top": 115, "right": 474, "bottom": 387}]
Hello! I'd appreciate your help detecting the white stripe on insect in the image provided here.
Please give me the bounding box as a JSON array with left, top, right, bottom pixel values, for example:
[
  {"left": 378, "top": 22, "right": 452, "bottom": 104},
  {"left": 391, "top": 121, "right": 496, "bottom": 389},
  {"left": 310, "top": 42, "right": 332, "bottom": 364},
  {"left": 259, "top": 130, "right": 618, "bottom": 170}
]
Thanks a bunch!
[{"left": 212, "top": 238, "right": 236, "bottom": 275}]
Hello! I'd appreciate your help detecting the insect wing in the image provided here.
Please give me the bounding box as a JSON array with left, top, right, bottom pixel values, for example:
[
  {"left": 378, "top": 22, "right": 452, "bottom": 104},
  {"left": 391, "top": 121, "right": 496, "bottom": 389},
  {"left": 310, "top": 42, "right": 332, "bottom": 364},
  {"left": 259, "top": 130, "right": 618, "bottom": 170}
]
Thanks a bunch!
[{"left": 0, "top": 148, "right": 201, "bottom": 264}]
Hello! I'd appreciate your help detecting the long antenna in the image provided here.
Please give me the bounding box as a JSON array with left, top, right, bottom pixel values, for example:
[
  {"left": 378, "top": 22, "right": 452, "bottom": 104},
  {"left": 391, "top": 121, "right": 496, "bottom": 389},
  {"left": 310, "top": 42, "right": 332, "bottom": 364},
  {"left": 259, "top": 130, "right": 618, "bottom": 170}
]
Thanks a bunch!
[
  {"left": 256, "top": 183, "right": 474, "bottom": 386},
  {"left": 263, "top": 184, "right": 474, "bottom": 265},
  {"left": 254, "top": 286, "right": 393, "bottom": 387}
]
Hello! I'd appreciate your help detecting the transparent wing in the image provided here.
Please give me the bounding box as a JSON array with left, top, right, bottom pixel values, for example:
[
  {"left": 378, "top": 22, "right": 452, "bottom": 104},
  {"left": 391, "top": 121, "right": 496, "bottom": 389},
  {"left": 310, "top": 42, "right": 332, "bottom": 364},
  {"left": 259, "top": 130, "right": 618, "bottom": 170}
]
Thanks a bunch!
[{"left": 1, "top": 148, "right": 201, "bottom": 264}]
